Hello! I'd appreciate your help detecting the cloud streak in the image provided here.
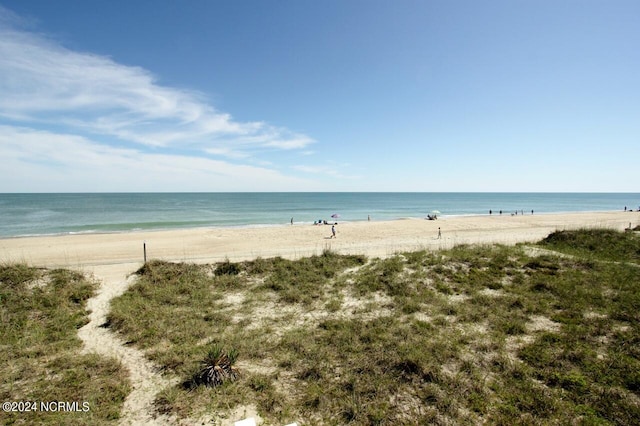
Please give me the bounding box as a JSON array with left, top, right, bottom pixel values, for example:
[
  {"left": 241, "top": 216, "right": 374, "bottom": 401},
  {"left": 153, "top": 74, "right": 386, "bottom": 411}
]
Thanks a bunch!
[
  {"left": 0, "top": 5, "right": 326, "bottom": 191},
  {"left": 0, "top": 11, "right": 314, "bottom": 157},
  {"left": 0, "top": 125, "right": 316, "bottom": 192}
]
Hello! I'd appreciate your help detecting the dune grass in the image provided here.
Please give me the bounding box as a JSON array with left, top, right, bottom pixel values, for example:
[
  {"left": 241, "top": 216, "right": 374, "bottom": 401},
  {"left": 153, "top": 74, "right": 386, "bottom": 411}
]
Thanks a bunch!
[
  {"left": 0, "top": 264, "right": 130, "bottom": 425},
  {"left": 541, "top": 228, "right": 640, "bottom": 263},
  {"left": 107, "top": 230, "right": 640, "bottom": 424}
]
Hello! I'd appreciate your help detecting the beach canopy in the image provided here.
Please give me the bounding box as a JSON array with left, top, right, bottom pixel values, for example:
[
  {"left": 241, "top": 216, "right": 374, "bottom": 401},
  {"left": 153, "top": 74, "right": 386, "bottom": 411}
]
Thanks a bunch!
[
  {"left": 331, "top": 213, "right": 340, "bottom": 218},
  {"left": 430, "top": 210, "right": 441, "bottom": 215}
]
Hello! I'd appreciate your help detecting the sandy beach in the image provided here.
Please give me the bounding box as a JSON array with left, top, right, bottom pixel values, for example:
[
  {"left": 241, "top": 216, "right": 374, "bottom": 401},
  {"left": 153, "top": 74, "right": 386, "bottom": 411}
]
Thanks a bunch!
[{"left": 1, "top": 211, "right": 636, "bottom": 269}]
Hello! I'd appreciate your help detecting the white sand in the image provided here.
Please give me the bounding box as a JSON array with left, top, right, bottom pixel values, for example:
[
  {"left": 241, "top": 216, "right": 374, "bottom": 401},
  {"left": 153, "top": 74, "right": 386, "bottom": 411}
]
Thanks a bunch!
[{"left": 1, "top": 211, "right": 635, "bottom": 268}]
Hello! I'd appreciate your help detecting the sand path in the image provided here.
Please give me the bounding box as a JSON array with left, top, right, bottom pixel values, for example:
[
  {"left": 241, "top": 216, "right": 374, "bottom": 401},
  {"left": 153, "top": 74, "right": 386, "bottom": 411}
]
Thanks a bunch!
[{"left": 78, "top": 263, "right": 179, "bottom": 426}]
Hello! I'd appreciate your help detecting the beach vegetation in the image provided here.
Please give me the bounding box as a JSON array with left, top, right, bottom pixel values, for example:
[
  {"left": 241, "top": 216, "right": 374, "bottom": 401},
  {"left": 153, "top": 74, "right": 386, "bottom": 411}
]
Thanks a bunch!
[
  {"left": 541, "top": 227, "right": 640, "bottom": 263},
  {"left": 0, "top": 263, "right": 130, "bottom": 425},
  {"left": 185, "top": 344, "right": 240, "bottom": 389},
  {"left": 106, "top": 229, "right": 640, "bottom": 424}
]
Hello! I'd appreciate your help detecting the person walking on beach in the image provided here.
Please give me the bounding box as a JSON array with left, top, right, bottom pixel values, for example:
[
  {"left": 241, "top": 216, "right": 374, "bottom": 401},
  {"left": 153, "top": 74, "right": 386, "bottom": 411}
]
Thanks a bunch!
[
  {"left": 331, "top": 224, "right": 336, "bottom": 238},
  {"left": 437, "top": 227, "right": 441, "bottom": 239}
]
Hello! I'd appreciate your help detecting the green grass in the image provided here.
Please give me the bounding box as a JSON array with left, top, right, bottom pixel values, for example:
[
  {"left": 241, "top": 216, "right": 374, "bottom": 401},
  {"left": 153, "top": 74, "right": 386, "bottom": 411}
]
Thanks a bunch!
[
  {"left": 108, "top": 229, "right": 640, "bottom": 424},
  {"left": 541, "top": 227, "right": 640, "bottom": 263},
  {"left": 0, "top": 264, "right": 130, "bottom": 425}
]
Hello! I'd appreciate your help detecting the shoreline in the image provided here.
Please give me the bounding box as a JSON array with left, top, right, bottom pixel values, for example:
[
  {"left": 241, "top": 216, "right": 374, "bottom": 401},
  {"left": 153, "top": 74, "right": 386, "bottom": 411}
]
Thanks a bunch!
[{"left": 1, "top": 211, "right": 637, "bottom": 269}]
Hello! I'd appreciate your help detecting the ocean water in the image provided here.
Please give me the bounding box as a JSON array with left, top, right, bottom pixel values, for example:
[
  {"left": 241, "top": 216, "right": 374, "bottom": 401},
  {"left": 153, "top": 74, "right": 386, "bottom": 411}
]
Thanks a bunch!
[{"left": 0, "top": 193, "right": 638, "bottom": 238}]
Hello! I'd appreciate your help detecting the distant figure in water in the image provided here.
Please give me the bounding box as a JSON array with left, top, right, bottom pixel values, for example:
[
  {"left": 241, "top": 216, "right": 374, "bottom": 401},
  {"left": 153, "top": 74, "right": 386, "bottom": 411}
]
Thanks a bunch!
[
  {"left": 489, "top": 209, "right": 492, "bottom": 215},
  {"left": 291, "top": 217, "right": 293, "bottom": 225},
  {"left": 531, "top": 210, "right": 534, "bottom": 215}
]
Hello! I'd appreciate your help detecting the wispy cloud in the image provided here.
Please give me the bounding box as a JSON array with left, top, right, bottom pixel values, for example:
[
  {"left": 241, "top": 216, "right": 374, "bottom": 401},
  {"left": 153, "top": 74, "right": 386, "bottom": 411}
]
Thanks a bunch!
[
  {"left": 0, "top": 125, "right": 316, "bottom": 192},
  {"left": 0, "top": 10, "right": 314, "bottom": 157},
  {"left": 0, "top": 5, "right": 325, "bottom": 191}
]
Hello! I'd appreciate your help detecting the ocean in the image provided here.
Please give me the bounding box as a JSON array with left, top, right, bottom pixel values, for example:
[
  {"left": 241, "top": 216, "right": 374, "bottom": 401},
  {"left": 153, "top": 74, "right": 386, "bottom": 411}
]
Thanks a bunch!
[{"left": 0, "top": 193, "right": 638, "bottom": 238}]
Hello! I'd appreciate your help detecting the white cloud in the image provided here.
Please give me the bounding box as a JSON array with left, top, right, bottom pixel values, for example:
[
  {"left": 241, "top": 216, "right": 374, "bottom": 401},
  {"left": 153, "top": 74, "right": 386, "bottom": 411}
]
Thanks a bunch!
[
  {"left": 0, "top": 6, "right": 330, "bottom": 191},
  {"left": 204, "top": 147, "right": 251, "bottom": 159},
  {"left": 0, "top": 14, "right": 314, "bottom": 155},
  {"left": 0, "top": 125, "right": 318, "bottom": 192},
  {"left": 264, "top": 135, "right": 315, "bottom": 150}
]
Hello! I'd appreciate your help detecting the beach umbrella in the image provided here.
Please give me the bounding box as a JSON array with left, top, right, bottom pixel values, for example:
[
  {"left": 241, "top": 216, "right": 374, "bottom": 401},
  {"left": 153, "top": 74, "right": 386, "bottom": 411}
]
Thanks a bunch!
[
  {"left": 430, "top": 210, "right": 441, "bottom": 216},
  {"left": 331, "top": 213, "right": 340, "bottom": 218}
]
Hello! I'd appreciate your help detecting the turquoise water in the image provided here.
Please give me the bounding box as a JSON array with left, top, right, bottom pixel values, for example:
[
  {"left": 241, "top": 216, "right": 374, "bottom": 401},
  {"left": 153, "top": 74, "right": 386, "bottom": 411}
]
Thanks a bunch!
[{"left": 0, "top": 193, "right": 638, "bottom": 237}]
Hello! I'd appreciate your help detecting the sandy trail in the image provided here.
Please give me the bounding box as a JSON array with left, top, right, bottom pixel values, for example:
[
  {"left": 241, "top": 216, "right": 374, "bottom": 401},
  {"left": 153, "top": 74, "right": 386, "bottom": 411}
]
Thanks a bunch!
[
  {"left": 78, "top": 263, "right": 266, "bottom": 425},
  {"left": 78, "top": 263, "right": 178, "bottom": 426}
]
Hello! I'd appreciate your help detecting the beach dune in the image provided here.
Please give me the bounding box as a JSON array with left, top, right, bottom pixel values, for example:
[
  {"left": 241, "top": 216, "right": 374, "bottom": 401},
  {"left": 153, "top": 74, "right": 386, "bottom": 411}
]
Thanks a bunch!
[
  {"left": 1, "top": 210, "right": 637, "bottom": 426},
  {"left": 0, "top": 211, "right": 635, "bottom": 269}
]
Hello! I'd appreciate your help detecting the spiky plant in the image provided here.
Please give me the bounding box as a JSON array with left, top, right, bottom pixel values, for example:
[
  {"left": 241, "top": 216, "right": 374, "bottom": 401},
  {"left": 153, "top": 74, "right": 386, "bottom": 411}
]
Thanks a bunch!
[{"left": 192, "top": 345, "right": 239, "bottom": 388}]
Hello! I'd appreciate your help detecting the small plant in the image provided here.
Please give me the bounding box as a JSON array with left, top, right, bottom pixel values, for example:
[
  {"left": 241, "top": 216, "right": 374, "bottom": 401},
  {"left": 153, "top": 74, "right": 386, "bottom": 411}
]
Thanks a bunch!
[
  {"left": 215, "top": 259, "right": 242, "bottom": 276},
  {"left": 188, "top": 345, "right": 239, "bottom": 388}
]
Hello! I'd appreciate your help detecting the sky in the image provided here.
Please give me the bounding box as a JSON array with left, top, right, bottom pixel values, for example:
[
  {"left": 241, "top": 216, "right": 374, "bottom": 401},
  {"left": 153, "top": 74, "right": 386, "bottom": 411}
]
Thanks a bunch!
[{"left": 0, "top": 0, "right": 638, "bottom": 192}]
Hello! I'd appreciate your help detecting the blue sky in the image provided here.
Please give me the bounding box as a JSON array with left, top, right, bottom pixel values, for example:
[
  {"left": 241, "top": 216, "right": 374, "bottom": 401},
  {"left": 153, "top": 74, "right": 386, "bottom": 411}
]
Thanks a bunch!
[{"left": 1, "top": 1, "right": 638, "bottom": 192}]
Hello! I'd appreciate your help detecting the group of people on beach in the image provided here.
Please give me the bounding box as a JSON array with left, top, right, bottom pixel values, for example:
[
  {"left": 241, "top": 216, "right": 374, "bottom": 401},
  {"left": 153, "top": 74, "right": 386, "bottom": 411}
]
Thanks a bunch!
[
  {"left": 313, "top": 219, "right": 338, "bottom": 226},
  {"left": 489, "top": 209, "right": 534, "bottom": 216}
]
